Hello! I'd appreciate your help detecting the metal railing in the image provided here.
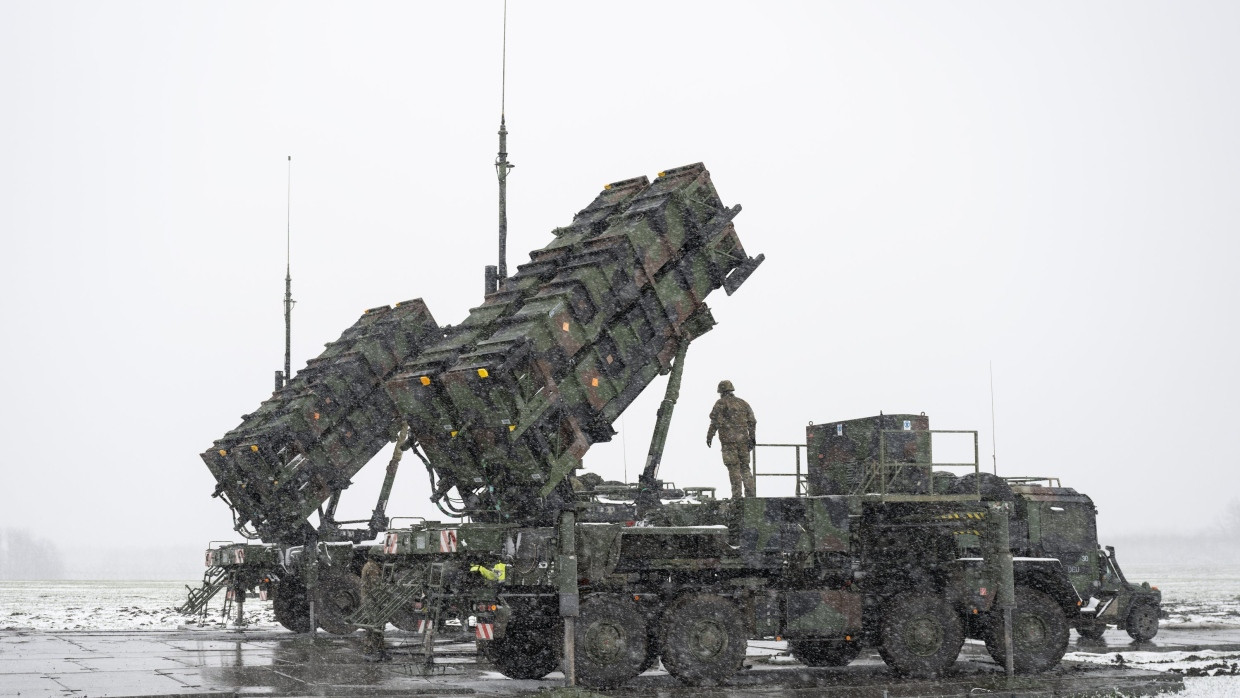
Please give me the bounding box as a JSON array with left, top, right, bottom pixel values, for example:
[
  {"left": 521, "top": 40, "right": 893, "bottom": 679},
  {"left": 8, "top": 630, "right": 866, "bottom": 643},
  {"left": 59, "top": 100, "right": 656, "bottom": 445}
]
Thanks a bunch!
[
  {"left": 751, "top": 430, "right": 983, "bottom": 501},
  {"left": 751, "top": 443, "right": 807, "bottom": 496},
  {"left": 865, "top": 429, "right": 980, "bottom": 500}
]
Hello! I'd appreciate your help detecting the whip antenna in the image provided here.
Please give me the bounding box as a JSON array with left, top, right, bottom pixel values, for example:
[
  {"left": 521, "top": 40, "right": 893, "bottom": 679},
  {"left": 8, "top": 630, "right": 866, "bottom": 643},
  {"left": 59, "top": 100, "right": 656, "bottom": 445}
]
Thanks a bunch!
[
  {"left": 990, "top": 360, "right": 998, "bottom": 475},
  {"left": 489, "top": 0, "right": 514, "bottom": 293},
  {"left": 280, "top": 155, "right": 295, "bottom": 390}
]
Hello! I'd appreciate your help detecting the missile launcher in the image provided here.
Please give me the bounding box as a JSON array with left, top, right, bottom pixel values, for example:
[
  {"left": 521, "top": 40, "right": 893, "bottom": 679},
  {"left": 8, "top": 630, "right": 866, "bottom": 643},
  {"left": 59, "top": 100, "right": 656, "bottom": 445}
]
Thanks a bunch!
[
  {"left": 199, "top": 162, "right": 761, "bottom": 538},
  {"left": 201, "top": 300, "right": 440, "bottom": 542},
  {"left": 387, "top": 163, "right": 762, "bottom": 523}
]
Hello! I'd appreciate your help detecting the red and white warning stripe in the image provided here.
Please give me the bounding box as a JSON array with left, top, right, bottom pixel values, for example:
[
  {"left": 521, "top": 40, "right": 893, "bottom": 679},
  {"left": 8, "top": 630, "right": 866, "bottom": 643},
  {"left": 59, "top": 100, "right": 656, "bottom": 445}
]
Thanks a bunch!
[
  {"left": 259, "top": 588, "right": 268, "bottom": 601},
  {"left": 383, "top": 532, "right": 399, "bottom": 554},
  {"left": 475, "top": 622, "right": 494, "bottom": 640},
  {"left": 233, "top": 548, "right": 245, "bottom": 564},
  {"left": 439, "top": 529, "right": 458, "bottom": 553},
  {"left": 204, "top": 551, "right": 213, "bottom": 567},
  {"left": 416, "top": 619, "right": 429, "bottom": 634}
]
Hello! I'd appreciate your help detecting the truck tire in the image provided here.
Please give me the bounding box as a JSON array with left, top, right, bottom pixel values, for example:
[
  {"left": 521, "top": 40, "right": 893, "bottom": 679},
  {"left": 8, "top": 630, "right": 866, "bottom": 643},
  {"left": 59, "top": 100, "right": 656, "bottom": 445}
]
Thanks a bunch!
[
  {"left": 574, "top": 595, "right": 648, "bottom": 688},
  {"left": 660, "top": 594, "right": 746, "bottom": 686},
  {"left": 984, "top": 586, "right": 1069, "bottom": 673},
  {"left": 315, "top": 572, "right": 362, "bottom": 635},
  {"left": 789, "top": 638, "right": 861, "bottom": 667},
  {"left": 491, "top": 619, "right": 560, "bottom": 680},
  {"left": 272, "top": 578, "right": 313, "bottom": 633},
  {"left": 878, "top": 593, "right": 964, "bottom": 678},
  {"left": 1075, "top": 621, "right": 1106, "bottom": 641},
  {"left": 1125, "top": 601, "right": 1159, "bottom": 642}
]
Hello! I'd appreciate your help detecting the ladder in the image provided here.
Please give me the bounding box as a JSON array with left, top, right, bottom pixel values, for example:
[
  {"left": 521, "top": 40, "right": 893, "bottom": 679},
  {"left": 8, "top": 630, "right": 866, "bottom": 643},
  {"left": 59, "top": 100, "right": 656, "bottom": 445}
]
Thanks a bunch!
[
  {"left": 178, "top": 567, "right": 230, "bottom": 616},
  {"left": 421, "top": 563, "right": 449, "bottom": 666},
  {"left": 348, "top": 563, "right": 430, "bottom": 630}
]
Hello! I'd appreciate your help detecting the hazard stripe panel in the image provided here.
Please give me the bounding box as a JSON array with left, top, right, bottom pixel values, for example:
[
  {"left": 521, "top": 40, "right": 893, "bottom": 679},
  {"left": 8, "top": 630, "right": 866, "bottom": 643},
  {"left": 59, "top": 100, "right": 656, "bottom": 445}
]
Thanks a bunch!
[{"left": 440, "top": 529, "right": 458, "bottom": 553}]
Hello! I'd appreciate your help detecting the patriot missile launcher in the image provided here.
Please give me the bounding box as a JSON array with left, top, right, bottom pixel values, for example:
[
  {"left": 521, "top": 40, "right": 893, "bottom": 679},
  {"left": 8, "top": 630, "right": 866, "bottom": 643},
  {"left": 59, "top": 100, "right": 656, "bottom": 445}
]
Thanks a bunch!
[
  {"left": 188, "top": 161, "right": 1159, "bottom": 691},
  {"left": 199, "top": 163, "right": 762, "bottom": 542},
  {"left": 201, "top": 300, "right": 440, "bottom": 544},
  {"left": 386, "top": 163, "right": 761, "bottom": 524}
]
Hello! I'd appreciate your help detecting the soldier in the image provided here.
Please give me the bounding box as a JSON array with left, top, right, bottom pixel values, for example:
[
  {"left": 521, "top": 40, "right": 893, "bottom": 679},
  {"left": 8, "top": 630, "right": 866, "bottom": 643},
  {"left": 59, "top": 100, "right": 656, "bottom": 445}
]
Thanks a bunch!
[
  {"left": 360, "top": 550, "right": 386, "bottom": 659},
  {"left": 706, "top": 380, "right": 757, "bottom": 498}
]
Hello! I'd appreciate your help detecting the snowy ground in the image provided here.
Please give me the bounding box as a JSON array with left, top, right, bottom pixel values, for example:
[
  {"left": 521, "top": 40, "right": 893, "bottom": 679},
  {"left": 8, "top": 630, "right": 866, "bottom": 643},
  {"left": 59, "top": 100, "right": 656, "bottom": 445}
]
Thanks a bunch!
[
  {"left": 0, "top": 580, "right": 277, "bottom": 631},
  {"left": 1063, "top": 650, "right": 1240, "bottom": 697}
]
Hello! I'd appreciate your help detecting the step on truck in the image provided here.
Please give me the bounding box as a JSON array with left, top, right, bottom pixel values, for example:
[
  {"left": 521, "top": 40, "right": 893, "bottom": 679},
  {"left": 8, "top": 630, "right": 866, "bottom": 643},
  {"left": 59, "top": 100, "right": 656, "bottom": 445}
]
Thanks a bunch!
[{"left": 185, "top": 163, "right": 1159, "bottom": 688}]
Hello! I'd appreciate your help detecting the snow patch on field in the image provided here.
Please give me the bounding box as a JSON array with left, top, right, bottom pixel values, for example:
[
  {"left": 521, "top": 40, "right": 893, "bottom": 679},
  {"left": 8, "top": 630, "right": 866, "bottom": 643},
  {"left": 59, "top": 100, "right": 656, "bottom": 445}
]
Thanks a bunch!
[
  {"left": 0, "top": 580, "right": 278, "bottom": 631},
  {"left": 1064, "top": 650, "right": 1240, "bottom": 697}
]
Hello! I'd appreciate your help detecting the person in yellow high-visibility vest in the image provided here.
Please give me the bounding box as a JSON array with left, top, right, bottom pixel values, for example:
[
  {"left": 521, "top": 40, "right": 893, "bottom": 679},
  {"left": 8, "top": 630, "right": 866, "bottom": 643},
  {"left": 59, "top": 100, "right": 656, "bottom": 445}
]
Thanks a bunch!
[{"left": 469, "top": 563, "right": 508, "bottom": 582}]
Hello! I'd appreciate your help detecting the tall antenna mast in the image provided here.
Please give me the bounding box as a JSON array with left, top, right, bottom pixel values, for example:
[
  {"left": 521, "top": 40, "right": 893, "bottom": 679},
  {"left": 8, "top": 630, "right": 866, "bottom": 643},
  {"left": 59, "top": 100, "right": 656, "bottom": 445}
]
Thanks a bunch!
[
  {"left": 282, "top": 155, "right": 295, "bottom": 389},
  {"left": 493, "top": 0, "right": 514, "bottom": 291},
  {"left": 989, "top": 360, "right": 997, "bottom": 475}
]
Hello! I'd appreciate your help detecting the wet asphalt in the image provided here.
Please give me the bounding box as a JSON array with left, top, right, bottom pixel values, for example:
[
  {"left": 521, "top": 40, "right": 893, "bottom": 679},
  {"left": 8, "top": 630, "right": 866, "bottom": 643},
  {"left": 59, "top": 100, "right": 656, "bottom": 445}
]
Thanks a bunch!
[{"left": 3, "top": 624, "right": 1235, "bottom": 698}]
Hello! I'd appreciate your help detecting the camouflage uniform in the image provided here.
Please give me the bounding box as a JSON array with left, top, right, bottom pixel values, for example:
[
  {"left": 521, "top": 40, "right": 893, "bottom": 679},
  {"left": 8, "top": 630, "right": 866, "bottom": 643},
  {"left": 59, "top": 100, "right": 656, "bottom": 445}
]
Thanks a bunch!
[
  {"left": 360, "top": 558, "right": 384, "bottom": 655},
  {"left": 707, "top": 381, "right": 757, "bottom": 498}
]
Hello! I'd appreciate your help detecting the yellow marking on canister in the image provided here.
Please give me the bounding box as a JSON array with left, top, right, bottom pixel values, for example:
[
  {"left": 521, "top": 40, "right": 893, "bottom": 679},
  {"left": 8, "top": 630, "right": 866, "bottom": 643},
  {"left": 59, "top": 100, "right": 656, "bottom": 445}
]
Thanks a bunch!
[
  {"left": 508, "top": 425, "right": 516, "bottom": 431},
  {"left": 218, "top": 449, "right": 227, "bottom": 457},
  {"left": 250, "top": 445, "right": 259, "bottom": 452},
  {"left": 591, "top": 378, "right": 599, "bottom": 387},
  {"left": 562, "top": 322, "right": 570, "bottom": 332},
  {"left": 450, "top": 431, "right": 458, "bottom": 438},
  {"left": 603, "top": 183, "right": 613, "bottom": 190},
  {"left": 420, "top": 376, "right": 431, "bottom": 386},
  {"left": 477, "top": 368, "right": 489, "bottom": 378}
]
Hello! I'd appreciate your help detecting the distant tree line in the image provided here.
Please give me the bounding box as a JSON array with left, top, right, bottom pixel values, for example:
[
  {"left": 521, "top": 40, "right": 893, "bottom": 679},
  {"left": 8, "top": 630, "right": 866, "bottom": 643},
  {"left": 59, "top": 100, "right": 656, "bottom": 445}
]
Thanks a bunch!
[{"left": 0, "top": 528, "right": 65, "bottom": 580}]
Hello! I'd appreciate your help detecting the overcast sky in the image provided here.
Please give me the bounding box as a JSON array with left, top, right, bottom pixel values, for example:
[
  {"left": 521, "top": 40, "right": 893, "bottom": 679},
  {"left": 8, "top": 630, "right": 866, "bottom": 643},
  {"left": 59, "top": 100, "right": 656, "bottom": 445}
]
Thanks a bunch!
[{"left": 2, "top": 1, "right": 1237, "bottom": 566}]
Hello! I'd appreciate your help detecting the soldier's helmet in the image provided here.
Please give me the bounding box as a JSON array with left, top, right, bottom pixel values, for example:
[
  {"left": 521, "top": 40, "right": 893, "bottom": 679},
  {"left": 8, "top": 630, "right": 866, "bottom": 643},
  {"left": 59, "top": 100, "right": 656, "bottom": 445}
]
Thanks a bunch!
[{"left": 717, "top": 380, "right": 735, "bottom": 394}]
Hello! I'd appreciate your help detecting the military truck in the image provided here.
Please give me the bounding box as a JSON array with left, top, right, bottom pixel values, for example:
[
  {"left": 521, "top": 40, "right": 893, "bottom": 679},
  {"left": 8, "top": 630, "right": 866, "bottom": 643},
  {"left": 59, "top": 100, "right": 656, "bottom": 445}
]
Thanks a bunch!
[
  {"left": 984, "top": 479, "right": 1161, "bottom": 642},
  {"left": 186, "top": 163, "right": 1157, "bottom": 688}
]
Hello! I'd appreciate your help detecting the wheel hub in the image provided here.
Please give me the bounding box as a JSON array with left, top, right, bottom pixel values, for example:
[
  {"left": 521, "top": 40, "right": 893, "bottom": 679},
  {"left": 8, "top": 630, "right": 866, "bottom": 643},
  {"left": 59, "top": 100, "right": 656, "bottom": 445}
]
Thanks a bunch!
[
  {"left": 584, "top": 620, "right": 628, "bottom": 662},
  {"left": 1015, "top": 611, "right": 1049, "bottom": 646},
  {"left": 904, "top": 615, "right": 945, "bottom": 656},
  {"left": 688, "top": 620, "right": 727, "bottom": 658}
]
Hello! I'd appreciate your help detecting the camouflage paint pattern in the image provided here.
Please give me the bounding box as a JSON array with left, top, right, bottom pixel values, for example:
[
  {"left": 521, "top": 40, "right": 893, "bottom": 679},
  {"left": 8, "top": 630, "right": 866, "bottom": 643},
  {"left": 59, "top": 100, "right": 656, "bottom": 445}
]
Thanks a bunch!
[
  {"left": 783, "top": 590, "right": 862, "bottom": 637},
  {"left": 736, "top": 497, "right": 851, "bottom": 564},
  {"left": 1009, "top": 484, "right": 1100, "bottom": 603},
  {"left": 201, "top": 300, "right": 441, "bottom": 542},
  {"left": 806, "top": 413, "right": 931, "bottom": 496},
  {"left": 385, "top": 163, "right": 761, "bottom": 521}
]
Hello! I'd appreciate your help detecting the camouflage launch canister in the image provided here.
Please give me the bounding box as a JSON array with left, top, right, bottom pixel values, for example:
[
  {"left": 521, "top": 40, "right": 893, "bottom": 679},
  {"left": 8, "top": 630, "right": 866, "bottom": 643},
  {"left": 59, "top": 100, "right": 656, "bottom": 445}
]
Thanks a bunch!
[
  {"left": 387, "top": 163, "right": 763, "bottom": 522},
  {"left": 201, "top": 300, "right": 440, "bottom": 542}
]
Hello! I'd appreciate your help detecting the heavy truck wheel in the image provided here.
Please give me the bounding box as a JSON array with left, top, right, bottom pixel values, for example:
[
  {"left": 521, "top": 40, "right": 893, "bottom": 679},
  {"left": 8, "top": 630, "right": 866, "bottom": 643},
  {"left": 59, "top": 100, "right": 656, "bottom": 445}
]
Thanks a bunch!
[
  {"left": 490, "top": 619, "right": 560, "bottom": 680},
  {"left": 272, "top": 578, "right": 313, "bottom": 633},
  {"left": 574, "top": 595, "right": 648, "bottom": 688},
  {"left": 660, "top": 594, "right": 747, "bottom": 686},
  {"left": 1125, "top": 601, "right": 1160, "bottom": 641},
  {"left": 789, "top": 638, "right": 862, "bottom": 667},
  {"left": 878, "top": 592, "right": 964, "bottom": 678},
  {"left": 984, "top": 586, "right": 1069, "bottom": 673},
  {"left": 1075, "top": 620, "right": 1107, "bottom": 641},
  {"left": 315, "top": 572, "right": 363, "bottom": 635}
]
